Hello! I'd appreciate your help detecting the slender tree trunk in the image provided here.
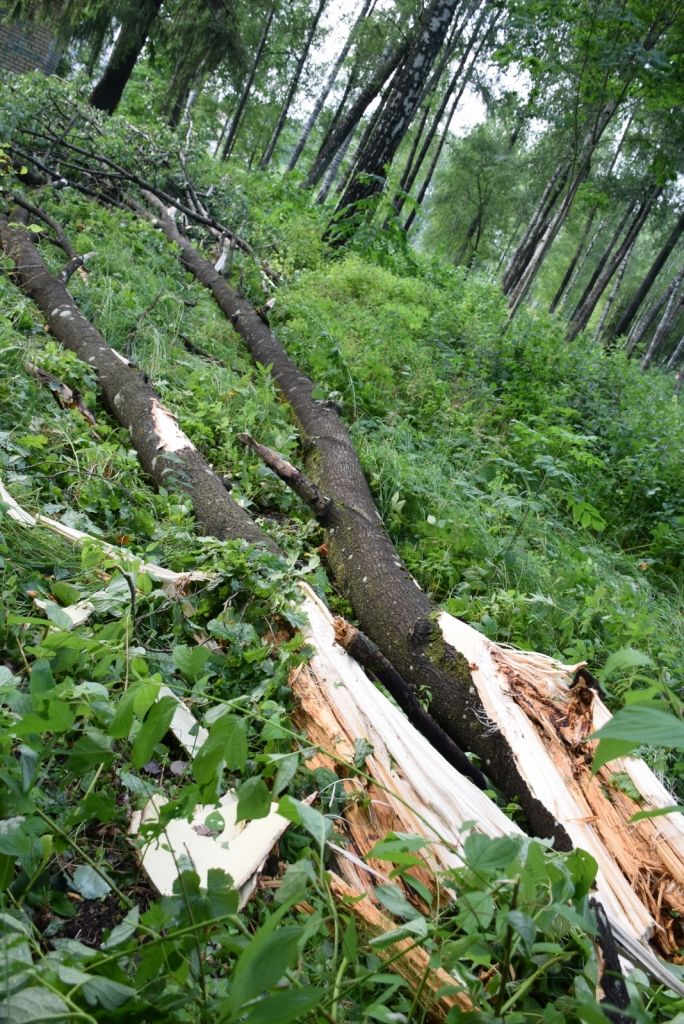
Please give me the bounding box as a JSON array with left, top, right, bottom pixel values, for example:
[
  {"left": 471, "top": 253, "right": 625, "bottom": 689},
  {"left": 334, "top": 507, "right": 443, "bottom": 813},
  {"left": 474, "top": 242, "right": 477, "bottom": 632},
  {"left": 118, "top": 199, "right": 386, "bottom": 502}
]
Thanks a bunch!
[
  {"left": 327, "top": 0, "right": 466, "bottom": 241},
  {"left": 304, "top": 32, "right": 413, "bottom": 189},
  {"left": 222, "top": 4, "right": 275, "bottom": 161},
  {"left": 507, "top": 97, "right": 624, "bottom": 315},
  {"left": 560, "top": 217, "right": 606, "bottom": 310},
  {"left": 89, "top": 0, "right": 163, "bottom": 114},
  {"left": 567, "top": 187, "right": 662, "bottom": 341},
  {"left": 569, "top": 201, "right": 637, "bottom": 323},
  {"left": 393, "top": 6, "right": 489, "bottom": 219},
  {"left": 593, "top": 241, "right": 634, "bottom": 341},
  {"left": 333, "top": 85, "right": 391, "bottom": 198},
  {"left": 391, "top": 103, "right": 431, "bottom": 213},
  {"left": 608, "top": 208, "right": 684, "bottom": 343},
  {"left": 317, "top": 130, "right": 355, "bottom": 203},
  {"left": 503, "top": 162, "right": 570, "bottom": 295},
  {"left": 641, "top": 264, "right": 684, "bottom": 370},
  {"left": 666, "top": 332, "right": 684, "bottom": 371},
  {"left": 625, "top": 275, "right": 676, "bottom": 356},
  {"left": 260, "top": 0, "right": 328, "bottom": 169},
  {"left": 286, "top": 0, "right": 373, "bottom": 172},
  {"left": 675, "top": 362, "right": 684, "bottom": 396},
  {"left": 402, "top": 24, "right": 491, "bottom": 233},
  {"left": 549, "top": 207, "right": 597, "bottom": 313}
]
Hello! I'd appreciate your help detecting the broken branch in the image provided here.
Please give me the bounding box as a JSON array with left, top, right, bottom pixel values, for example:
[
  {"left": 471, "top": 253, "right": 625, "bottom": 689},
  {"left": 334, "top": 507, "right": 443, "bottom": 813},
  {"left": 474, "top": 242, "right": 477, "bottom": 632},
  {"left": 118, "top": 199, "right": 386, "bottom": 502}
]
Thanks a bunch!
[
  {"left": 24, "top": 360, "right": 97, "bottom": 426},
  {"left": 237, "top": 432, "right": 334, "bottom": 518}
]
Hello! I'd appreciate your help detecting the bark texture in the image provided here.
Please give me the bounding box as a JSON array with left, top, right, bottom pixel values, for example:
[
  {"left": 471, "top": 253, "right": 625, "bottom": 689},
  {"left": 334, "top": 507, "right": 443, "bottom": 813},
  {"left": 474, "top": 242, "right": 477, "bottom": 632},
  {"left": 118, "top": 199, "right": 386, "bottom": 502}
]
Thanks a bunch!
[
  {"left": 328, "top": 0, "right": 461, "bottom": 239},
  {"left": 608, "top": 208, "right": 684, "bottom": 343},
  {"left": 89, "top": 0, "right": 163, "bottom": 115},
  {"left": 304, "top": 35, "right": 411, "bottom": 189},
  {"left": 287, "top": 0, "right": 374, "bottom": 172},
  {"left": 0, "top": 209, "right": 274, "bottom": 553},
  {"left": 149, "top": 197, "right": 573, "bottom": 848}
]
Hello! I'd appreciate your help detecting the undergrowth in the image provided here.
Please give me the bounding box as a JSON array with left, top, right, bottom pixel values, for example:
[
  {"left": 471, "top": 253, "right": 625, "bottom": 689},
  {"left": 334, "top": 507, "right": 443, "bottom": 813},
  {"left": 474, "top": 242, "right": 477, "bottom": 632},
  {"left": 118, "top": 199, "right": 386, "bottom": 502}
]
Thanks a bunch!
[{"left": 1, "top": 77, "right": 684, "bottom": 1021}]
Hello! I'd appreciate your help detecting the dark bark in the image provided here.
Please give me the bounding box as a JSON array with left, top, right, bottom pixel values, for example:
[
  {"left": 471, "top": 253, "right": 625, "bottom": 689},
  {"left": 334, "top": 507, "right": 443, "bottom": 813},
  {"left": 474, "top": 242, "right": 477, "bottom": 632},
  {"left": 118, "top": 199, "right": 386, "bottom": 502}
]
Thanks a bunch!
[
  {"left": 327, "top": 0, "right": 462, "bottom": 242},
  {"left": 286, "top": 0, "right": 374, "bottom": 173},
  {"left": 260, "top": 0, "right": 328, "bottom": 169},
  {"left": 640, "top": 265, "right": 684, "bottom": 371},
  {"left": 89, "top": 0, "right": 163, "bottom": 115},
  {"left": 333, "top": 619, "right": 487, "bottom": 788},
  {"left": 392, "top": 103, "right": 431, "bottom": 213},
  {"left": 0, "top": 208, "right": 274, "bottom": 554},
  {"left": 222, "top": 4, "right": 275, "bottom": 161},
  {"left": 24, "top": 361, "right": 97, "bottom": 426},
  {"left": 332, "top": 85, "right": 391, "bottom": 201},
  {"left": 502, "top": 162, "right": 570, "bottom": 296},
  {"left": 589, "top": 898, "right": 630, "bottom": 1024},
  {"left": 304, "top": 35, "right": 411, "bottom": 189},
  {"left": 395, "top": 5, "right": 489, "bottom": 221},
  {"left": 567, "top": 188, "right": 662, "bottom": 342},
  {"left": 549, "top": 207, "right": 597, "bottom": 313},
  {"left": 568, "top": 201, "right": 638, "bottom": 324},
  {"left": 402, "top": 37, "right": 487, "bottom": 234},
  {"left": 318, "top": 130, "right": 355, "bottom": 204},
  {"left": 149, "top": 197, "right": 573, "bottom": 850},
  {"left": 608, "top": 207, "right": 684, "bottom": 343}
]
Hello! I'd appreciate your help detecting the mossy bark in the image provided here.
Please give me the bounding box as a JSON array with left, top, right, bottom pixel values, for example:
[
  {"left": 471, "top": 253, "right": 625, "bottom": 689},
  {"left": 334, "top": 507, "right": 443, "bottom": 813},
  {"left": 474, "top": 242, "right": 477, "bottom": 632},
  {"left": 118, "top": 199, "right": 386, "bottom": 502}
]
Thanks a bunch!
[
  {"left": 0, "top": 208, "right": 276, "bottom": 553},
  {"left": 150, "top": 201, "right": 571, "bottom": 845}
]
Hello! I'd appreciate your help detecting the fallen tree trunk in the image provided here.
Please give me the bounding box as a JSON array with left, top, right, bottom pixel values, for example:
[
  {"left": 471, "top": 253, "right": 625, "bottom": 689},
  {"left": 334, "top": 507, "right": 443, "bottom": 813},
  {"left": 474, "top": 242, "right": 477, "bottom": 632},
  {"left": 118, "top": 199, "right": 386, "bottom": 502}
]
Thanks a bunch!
[
  {"left": 7, "top": 198, "right": 684, "bottom": 990},
  {"left": 0, "top": 207, "right": 274, "bottom": 553},
  {"left": 6, "top": 476, "right": 680, "bottom": 996},
  {"left": 142, "top": 197, "right": 684, "bottom": 980},
  {"left": 146, "top": 195, "right": 571, "bottom": 837}
]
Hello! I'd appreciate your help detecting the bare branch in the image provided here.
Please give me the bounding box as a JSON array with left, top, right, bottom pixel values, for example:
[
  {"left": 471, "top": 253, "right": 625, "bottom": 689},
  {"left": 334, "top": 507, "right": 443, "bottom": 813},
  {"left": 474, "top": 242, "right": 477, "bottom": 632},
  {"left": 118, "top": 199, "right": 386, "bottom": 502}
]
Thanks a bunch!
[{"left": 237, "top": 432, "right": 334, "bottom": 518}]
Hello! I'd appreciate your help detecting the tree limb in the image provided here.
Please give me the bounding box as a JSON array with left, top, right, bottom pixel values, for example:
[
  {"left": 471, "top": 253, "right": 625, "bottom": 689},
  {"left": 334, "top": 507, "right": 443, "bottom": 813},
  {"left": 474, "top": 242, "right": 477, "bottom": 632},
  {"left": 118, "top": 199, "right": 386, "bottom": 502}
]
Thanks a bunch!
[{"left": 237, "top": 432, "right": 334, "bottom": 518}]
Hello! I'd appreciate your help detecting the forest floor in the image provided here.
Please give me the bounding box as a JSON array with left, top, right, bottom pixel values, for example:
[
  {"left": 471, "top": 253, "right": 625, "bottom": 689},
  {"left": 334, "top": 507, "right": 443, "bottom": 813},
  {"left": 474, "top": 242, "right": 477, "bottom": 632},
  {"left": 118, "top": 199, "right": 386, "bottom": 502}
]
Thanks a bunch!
[{"left": 3, "top": 96, "right": 684, "bottom": 1021}]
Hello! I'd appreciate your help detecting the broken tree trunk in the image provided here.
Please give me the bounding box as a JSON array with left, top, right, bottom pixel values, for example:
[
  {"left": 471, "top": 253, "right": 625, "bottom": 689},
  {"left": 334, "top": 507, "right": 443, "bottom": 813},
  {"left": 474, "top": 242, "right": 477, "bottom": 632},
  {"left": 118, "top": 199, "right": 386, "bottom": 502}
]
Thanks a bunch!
[
  {"left": 145, "top": 197, "right": 684, "bottom": 975},
  {"left": 0, "top": 207, "right": 274, "bottom": 553}
]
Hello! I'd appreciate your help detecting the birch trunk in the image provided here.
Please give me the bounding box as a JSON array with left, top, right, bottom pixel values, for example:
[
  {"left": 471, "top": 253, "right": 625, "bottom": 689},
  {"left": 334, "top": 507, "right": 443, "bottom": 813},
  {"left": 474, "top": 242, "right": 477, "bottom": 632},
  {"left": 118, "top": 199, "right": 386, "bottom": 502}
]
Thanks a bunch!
[
  {"left": 286, "top": 0, "right": 373, "bottom": 172},
  {"left": 260, "top": 0, "right": 328, "bottom": 169}
]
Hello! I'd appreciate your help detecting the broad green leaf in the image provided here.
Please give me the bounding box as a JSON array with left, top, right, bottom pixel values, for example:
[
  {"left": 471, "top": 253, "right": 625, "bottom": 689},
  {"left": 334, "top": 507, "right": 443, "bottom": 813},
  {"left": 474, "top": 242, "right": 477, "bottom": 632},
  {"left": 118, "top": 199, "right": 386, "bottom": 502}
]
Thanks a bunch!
[
  {"left": 173, "top": 644, "right": 211, "bottom": 682},
  {"left": 228, "top": 925, "right": 303, "bottom": 1014},
  {"left": 599, "top": 647, "right": 653, "bottom": 681},
  {"left": 81, "top": 977, "right": 136, "bottom": 1010},
  {"left": 506, "top": 909, "right": 536, "bottom": 952},
  {"left": 298, "top": 800, "right": 332, "bottom": 849},
  {"left": 589, "top": 705, "right": 684, "bottom": 774},
  {"left": 236, "top": 777, "right": 271, "bottom": 823},
  {"left": 342, "top": 915, "right": 358, "bottom": 963},
  {"left": 374, "top": 884, "right": 423, "bottom": 921},
  {"left": 72, "top": 865, "right": 111, "bottom": 900},
  {"left": 462, "top": 832, "right": 522, "bottom": 872},
  {"left": 239, "top": 987, "right": 325, "bottom": 1024},
  {"left": 43, "top": 600, "right": 74, "bottom": 631},
  {"left": 566, "top": 847, "right": 598, "bottom": 901},
  {"left": 0, "top": 987, "right": 70, "bottom": 1022},
  {"left": 0, "top": 854, "right": 14, "bottom": 891},
  {"left": 51, "top": 581, "right": 81, "bottom": 606},
  {"left": 549, "top": 903, "right": 597, "bottom": 935},
  {"left": 28, "top": 659, "right": 54, "bottom": 695},
  {"left": 273, "top": 753, "right": 299, "bottom": 795},
  {"left": 630, "top": 805, "right": 684, "bottom": 822},
  {"left": 131, "top": 695, "right": 177, "bottom": 769}
]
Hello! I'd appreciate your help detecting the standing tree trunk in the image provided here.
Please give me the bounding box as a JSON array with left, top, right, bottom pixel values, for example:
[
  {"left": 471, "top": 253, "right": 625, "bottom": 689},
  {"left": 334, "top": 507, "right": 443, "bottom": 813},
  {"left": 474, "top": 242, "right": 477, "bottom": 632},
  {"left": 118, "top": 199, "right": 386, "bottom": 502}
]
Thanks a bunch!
[
  {"left": 260, "top": 0, "right": 328, "bottom": 169},
  {"left": 607, "top": 208, "right": 684, "bottom": 343},
  {"left": 593, "top": 240, "right": 634, "bottom": 341},
  {"left": 392, "top": 6, "right": 490, "bottom": 222},
  {"left": 332, "top": 83, "right": 392, "bottom": 198},
  {"left": 286, "top": 0, "right": 373, "bottom": 172},
  {"left": 304, "top": 33, "right": 412, "bottom": 189},
  {"left": 567, "top": 188, "right": 662, "bottom": 341},
  {"left": 222, "top": 4, "right": 275, "bottom": 161},
  {"left": 503, "top": 162, "right": 570, "bottom": 295},
  {"left": 625, "top": 273, "right": 678, "bottom": 356},
  {"left": 506, "top": 96, "right": 625, "bottom": 315},
  {"left": 326, "top": 0, "right": 462, "bottom": 242},
  {"left": 89, "top": 0, "right": 163, "bottom": 114},
  {"left": 317, "top": 130, "right": 355, "bottom": 203},
  {"left": 391, "top": 103, "right": 431, "bottom": 213},
  {"left": 568, "top": 201, "right": 637, "bottom": 324},
  {"left": 402, "top": 24, "right": 491, "bottom": 233},
  {"left": 666, "top": 332, "right": 684, "bottom": 371},
  {"left": 549, "top": 208, "right": 598, "bottom": 313},
  {"left": 640, "top": 264, "right": 684, "bottom": 370}
]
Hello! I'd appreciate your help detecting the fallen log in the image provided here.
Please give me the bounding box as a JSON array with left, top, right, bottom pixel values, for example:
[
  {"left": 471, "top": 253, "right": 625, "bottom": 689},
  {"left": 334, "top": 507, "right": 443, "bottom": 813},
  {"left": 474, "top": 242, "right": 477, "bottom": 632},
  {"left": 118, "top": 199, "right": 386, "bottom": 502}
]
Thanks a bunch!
[
  {"left": 142, "top": 198, "right": 684, "bottom": 983},
  {"left": 3, "top": 473, "right": 680, "bottom": 997},
  {"left": 0, "top": 206, "right": 275, "bottom": 553},
  {"left": 6, "top": 196, "right": 684, "bottom": 991}
]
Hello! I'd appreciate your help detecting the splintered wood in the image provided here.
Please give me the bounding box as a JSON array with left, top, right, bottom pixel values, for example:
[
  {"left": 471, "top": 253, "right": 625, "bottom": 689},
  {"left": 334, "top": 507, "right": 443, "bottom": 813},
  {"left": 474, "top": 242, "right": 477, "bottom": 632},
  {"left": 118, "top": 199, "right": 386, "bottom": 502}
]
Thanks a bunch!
[{"left": 439, "top": 612, "right": 684, "bottom": 968}]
